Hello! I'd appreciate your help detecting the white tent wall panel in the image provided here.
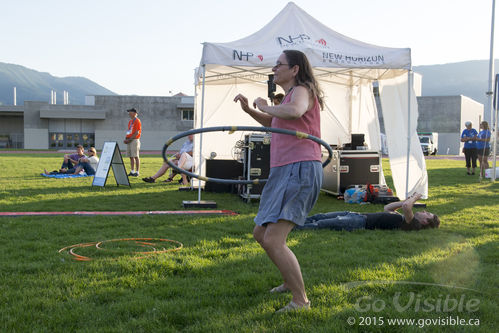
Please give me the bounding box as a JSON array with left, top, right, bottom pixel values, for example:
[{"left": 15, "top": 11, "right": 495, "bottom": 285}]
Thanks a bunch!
[
  {"left": 318, "top": 80, "right": 381, "bottom": 152},
  {"left": 379, "top": 74, "right": 428, "bottom": 199},
  {"left": 319, "top": 82, "right": 351, "bottom": 146},
  {"left": 194, "top": 83, "right": 267, "bottom": 161},
  {"left": 193, "top": 82, "right": 269, "bottom": 188},
  {"left": 350, "top": 81, "right": 382, "bottom": 153}
]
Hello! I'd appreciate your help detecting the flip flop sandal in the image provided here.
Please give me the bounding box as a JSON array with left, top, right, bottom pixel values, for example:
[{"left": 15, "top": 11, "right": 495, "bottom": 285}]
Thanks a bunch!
[
  {"left": 270, "top": 284, "right": 290, "bottom": 293},
  {"left": 275, "top": 301, "right": 310, "bottom": 313}
]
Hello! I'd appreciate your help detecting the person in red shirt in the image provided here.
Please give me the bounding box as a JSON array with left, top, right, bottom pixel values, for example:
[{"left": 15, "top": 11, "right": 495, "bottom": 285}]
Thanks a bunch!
[{"left": 124, "top": 108, "right": 142, "bottom": 176}]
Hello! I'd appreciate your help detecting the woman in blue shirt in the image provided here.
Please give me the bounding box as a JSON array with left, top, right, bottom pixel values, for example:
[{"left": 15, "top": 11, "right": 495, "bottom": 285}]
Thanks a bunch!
[
  {"left": 460, "top": 121, "right": 478, "bottom": 175},
  {"left": 476, "top": 121, "right": 491, "bottom": 177}
]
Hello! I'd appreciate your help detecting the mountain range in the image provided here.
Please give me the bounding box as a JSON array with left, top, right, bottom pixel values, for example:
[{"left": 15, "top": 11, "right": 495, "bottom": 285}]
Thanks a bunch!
[
  {"left": 0, "top": 60, "right": 497, "bottom": 110},
  {"left": 0, "top": 62, "right": 116, "bottom": 106},
  {"left": 413, "top": 59, "right": 499, "bottom": 109}
]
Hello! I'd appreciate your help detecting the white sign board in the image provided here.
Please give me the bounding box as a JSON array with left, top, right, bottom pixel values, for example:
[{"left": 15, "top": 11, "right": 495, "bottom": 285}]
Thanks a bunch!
[{"left": 92, "top": 141, "right": 130, "bottom": 187}]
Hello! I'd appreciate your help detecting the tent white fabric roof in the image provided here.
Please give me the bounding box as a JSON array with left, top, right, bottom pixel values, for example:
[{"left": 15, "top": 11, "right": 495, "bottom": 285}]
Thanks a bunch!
[
  {"left": 199, "top": 2, "right": 411, "bottom": 82},
  {"left": 194, "top": 2, "right": 428, "bottom": 199}
]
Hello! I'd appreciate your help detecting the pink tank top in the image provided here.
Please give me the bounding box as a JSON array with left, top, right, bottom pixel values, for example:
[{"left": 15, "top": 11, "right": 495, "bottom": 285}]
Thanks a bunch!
[{"left": 270, "top": 88, "right": 321, "bottom": 167}]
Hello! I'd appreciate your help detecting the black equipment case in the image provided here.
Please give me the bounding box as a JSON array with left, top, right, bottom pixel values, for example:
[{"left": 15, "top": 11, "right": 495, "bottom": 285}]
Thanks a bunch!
[
  {"left": 240, "top": 133, "right": 271, "bottom": 202},
  {"left": 321, "top": 150, "right": 382, "bottom": 195}
]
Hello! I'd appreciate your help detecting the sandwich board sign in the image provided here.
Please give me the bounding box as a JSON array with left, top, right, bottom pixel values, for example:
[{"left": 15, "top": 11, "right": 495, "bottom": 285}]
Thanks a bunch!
[{"left": 92, "top": 141, "right": 130, "bottom": 187}]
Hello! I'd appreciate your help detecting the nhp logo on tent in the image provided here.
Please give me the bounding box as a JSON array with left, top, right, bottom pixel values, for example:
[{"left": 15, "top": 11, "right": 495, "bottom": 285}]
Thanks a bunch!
[
  {"left": 276, "top": 34, "right": 330, "bottom": 49},
  {"left": 277, "top": 33, "right": 311, "bottom": 47},
  {"left": 232, "top": 50, "right": 264, "bottom": 62}
]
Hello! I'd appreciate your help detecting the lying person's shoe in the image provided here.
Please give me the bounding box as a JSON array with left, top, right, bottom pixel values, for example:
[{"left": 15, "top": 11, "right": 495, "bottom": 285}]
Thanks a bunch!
[
  {"left": 142, "top": 177, "right": 155, "bottom": 183},
  {"left": 275, "top": 301, "right": 311, "bottom": 313}
]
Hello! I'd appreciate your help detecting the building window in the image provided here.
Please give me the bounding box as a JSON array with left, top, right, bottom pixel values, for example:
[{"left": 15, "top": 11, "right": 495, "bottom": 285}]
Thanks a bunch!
[
  {"left": 181, "top": 109, "right": 194, "bottom": 121},
  {"left": 49, "top": 132, "right": 94, "bottom": 149}
]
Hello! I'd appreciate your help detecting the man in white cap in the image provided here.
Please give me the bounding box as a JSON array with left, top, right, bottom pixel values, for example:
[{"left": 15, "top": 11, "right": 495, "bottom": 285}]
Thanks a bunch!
[{"left": 124, "top": 107, "right": 142, "bottom": 176}]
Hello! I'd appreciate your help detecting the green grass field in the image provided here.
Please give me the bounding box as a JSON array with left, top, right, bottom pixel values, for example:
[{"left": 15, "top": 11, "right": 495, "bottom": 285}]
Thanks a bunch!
[{"left": 0, "top": 153, "right": 497, "bottom": 332}]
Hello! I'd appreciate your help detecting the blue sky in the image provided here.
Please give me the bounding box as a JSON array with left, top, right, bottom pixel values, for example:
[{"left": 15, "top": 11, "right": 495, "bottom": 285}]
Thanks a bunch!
[{"left": 0, "top": 0, "right": 495, "bottom": 96}]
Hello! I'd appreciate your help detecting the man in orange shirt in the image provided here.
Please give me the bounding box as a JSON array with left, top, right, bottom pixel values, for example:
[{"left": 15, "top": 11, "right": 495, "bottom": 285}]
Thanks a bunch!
[{"left": 124, "top": 108, "right": 142, "bottom": 176}]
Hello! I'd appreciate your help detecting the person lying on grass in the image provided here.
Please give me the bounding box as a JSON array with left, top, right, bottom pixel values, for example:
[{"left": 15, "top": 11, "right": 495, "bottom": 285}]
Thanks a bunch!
[{"left": 295, "top": 192, "right": 440, "bottom": 231}]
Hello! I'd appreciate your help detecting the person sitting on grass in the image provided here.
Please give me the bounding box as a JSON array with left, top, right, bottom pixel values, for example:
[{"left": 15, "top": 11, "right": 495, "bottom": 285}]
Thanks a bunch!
[
  {"left": 44, "top": 147, "right": 99, "bottom": 176},
  {"left": 142, "top": 134, "right": 193, "bottom": 183},
  {"left": 71, "top": 147, "right": 99, "bottom": 176},
  {"left": 59, "top": 145, "right": 86, "bottom": 172},
  {"left": 177, "top": 148, "right": 194, "bottom": 186},
  {"left": 295, "top": 192, "right": 440, "bottom": 231}
]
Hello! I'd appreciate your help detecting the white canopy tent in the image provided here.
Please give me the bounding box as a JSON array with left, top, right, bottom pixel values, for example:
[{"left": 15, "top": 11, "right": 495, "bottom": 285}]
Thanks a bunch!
[{"left": 194, "top": 2, "right": 427, "bottom": 199}]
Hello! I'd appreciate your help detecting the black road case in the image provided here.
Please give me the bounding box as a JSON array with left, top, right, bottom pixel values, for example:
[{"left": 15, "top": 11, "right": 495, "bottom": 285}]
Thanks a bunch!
[
  {"left": 321, "top": 150, "right": 382, "bottom": 195},
  {"left": 240, "top": 133, "right": 271, "bottom": 202}
]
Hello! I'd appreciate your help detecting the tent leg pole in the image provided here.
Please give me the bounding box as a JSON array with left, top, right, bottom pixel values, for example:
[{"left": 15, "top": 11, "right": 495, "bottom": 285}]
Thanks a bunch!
[
  {"left": 493, "top": 75, "right": 498, "bottom": 181},
  {"left": 198, "top": 65, "right": 206, "bottom": 202},
  {"left": 488, "top": 0, "right": 496, "bottom": 128},
  {"left": 492, "top": 99, "right": 498, "bottom": 181},
  {"left": 489, "top": 0, "right": 497, "bottom": 182},
  {"left": 405, "top": 71, "right": 412, "bottom": 198},
  {"left": 183, "top": 65, "right": 216, "bottom": 208}
]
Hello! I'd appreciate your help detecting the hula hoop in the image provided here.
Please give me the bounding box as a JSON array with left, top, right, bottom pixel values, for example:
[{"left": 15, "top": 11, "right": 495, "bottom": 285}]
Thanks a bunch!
[
  {"left": 162, "top": 126, "right": 333, "bottom": 185},
  {"left": 59, "top": 238, "right": 183, "bottom": 261},
  {"left": 95, "top": 238, "right": 183, "bottom": 255},
  {"left": 69, "top": 245, "right": 93, "bottom": 261}
]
